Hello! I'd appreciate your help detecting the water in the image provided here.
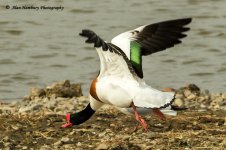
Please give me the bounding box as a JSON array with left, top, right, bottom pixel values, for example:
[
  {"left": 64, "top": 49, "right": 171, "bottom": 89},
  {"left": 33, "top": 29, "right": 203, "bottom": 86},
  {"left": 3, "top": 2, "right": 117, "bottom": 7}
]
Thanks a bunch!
[{"left": 0, "top": 0, "right": 226, "bottom": 101}]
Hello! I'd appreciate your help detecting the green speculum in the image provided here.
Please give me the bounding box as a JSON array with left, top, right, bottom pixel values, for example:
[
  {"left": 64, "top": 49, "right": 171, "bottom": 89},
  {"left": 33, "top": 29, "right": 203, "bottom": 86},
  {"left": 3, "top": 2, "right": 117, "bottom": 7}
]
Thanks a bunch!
[{"left": 130, "top": 41, "right": 143, "bottom": 78}]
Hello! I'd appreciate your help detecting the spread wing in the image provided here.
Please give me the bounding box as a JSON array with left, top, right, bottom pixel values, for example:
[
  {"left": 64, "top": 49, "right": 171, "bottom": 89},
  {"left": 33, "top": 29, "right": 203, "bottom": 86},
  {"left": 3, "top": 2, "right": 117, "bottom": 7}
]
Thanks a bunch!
[
  {"left": 111, "top": 18, "right": 192, "bottom": 78},
  {"left": 79, "top": 30, "right": 176, "bottom": 109},
  {"left": 79, "top": 29, "right": 138, "bottom": 80}
]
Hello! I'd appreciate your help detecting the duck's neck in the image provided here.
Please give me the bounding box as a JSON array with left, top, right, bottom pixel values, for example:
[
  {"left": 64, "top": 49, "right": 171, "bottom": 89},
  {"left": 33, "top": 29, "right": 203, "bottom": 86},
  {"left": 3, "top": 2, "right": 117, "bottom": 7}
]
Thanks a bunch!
[{"left": 70, "top": 103, "right": 95, "bottom": 125}]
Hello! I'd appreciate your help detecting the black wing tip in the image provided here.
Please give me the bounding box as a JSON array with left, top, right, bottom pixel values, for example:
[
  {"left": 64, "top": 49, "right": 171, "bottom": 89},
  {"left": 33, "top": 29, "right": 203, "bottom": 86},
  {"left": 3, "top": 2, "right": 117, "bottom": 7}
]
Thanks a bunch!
[
  {"left": 182, "top": 27, "right": 190, "bottom": 32},
  {"left": 178, "top": 17, "right": 192, "bottom": 22},
  {"left": 180, "top": 18, "right": 192, "bottom": 25},
  {"left": 79, "top": 29, "right": 108, "bottom": 51},
  {"left": 170, "top": 17, "right": 192, "bottom": 23},
  {"left": 79, "top": 29, "right": 95, "bottom": 36},
  {"left": 157, "top": 18, "right": 192, "bottom": 27},
  {"left": 174, "top": 17, "right": 192, "bottom": 26}
]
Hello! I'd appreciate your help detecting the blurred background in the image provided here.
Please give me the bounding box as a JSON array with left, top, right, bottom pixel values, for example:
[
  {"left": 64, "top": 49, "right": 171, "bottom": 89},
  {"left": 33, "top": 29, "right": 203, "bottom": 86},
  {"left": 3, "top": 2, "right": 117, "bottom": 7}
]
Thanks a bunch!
[{"left": 0, "top": 0, "right": 226, "bottom": 101}]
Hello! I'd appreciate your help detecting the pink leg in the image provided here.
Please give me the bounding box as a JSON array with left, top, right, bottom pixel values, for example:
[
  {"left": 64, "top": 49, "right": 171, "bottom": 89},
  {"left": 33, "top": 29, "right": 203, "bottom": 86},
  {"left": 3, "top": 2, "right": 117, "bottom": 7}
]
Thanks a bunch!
[
  {"left": 131, "top": 103, "right": 148, "bottom": 131},
  {"left": 153, "top": 108, "right": 166, "bottom": 121},
  {"left": 61, "top": 113, "right": 72, "bottom": 128}
]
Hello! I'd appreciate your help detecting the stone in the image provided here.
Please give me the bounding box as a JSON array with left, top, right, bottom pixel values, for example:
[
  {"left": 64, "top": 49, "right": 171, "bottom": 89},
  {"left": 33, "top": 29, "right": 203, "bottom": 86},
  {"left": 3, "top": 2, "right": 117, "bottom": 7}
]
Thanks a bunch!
[
  {"left": 45, "top": 100, "right": 57, "bottom": 110},
  {"left": 9, "top": 101, "right": 18, "bottom": 107},
  {"left": 187, "top": 84, "right": 200, "bottom": 92},
  {"left": 197, "top": 97, "right": 206, "bottom": 102},
  {"left": 69, "top": 130, "right": 76, "bottom": 135},
  {"left": 70, "top": 83, "right": 83, "bottom": 97},
  {"left": 74, "top": 148, "right": 83, "bottom": 150},
  {"left": 47, "top": 80, "right": 70, "bottom": 89},
  {"left": 210, "top": 94, "right": 217, "bottom": 100},
  {"left": 61, "top": 137, "right": 70, "bottom": 143},
  {"left": 23, "top": 80, "right": 83, "bottom": 100},
  {"left": 200, "top": 104, "right": 207, "bottom": 108},
  {"left": 54, "top": 140, "right": 62, "bottom": 147},
  {"left": 40, "top": 145, "right": 52, "bottom": 150},
  {"left": 146, "top": 132, "right": 156, "bottom": 139},
  {"left": 203, "top": 89, "right": 210, "bottom": 95},
  {"left": 215, "top": 104, "right": 220, "bottom": 109},
  {"left": 187, "top": 94, "right": 197, "bottom": 100},
  {"left": 110, "top": 123, "right": 115, "bottom": 127},
  {"left": 204, "top": 95, "right": 210, "bottom": 100},
  {"left": 96, "top": 143, "right": 108, "bottom": 150},
  {"left": 64, "top": 144, "right": 74, "bottom": 149},
  {"left": 18, "top": 104, "right": 43, "bottom": 113},
  {"left": 219, "top": 99, "right": 226, "bottom": 106},
  {"left": 211, "top": 93, "right": 222, "bottom": 100},
  {"left": 224, "top": 117, "right": 226, "bottom": 126},
  {"left": 220, "top": 138, "right": 226, "bottom": 148},
  {"left": 30, "top": 87, "right": 46, "bottom": 98},
  {"left": 0, "top": 106, "right": 15, "bottom": 115},
  {"left": 22, "top": 146, "right": 28, "bottom": 149},
  {"left": 222, "top": 93, "right": 226, "bottom": 99},
  {"left": 173, "top": 98, "right": 184, "bottom": 107},
  {"left": 77, "top": 142, "right": 82, "bottom": 147},
  {"left": 122, "top": 135, "right": 130, "bottom": 141},
  {"left": 184, "top": 89, "right": 192, "bottom": 97},
  {"left": 32, "top": 104, "right": 43, "bottom": 111},
  {"left": 4, "top": 142, "right": 11, "bottom": 147},
  {"left": 175, "top": 93, "right": 184, "bottom": 99},
  {"left": 11, "top": 124, "right": 20, "bottom": 130},
  {"left": 46, "top": 80, "right": 83, "bottom": 98},
  {"left": 98, "top": 132, "right": 106, "bottom": 137},
  {"left": 197, "top": 109, "right": 207, "bottom": 112},
  {"left": 2, "top": 136, "right": 10, "bottom": 142},
  {"left": 214, "top": 97, "right": 224, "bottom": 104}
]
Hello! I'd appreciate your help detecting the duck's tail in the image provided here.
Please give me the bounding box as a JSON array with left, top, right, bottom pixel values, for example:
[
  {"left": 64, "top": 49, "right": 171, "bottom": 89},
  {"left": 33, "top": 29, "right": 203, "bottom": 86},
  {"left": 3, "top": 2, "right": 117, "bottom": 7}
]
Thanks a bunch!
[{"left": 159, "top": 106, "right": 177, "bottom": 116}]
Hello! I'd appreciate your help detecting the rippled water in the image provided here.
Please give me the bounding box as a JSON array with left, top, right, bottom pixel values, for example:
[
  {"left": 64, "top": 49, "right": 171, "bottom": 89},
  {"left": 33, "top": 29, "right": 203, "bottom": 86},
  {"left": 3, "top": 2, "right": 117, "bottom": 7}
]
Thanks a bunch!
[{"left": 0, "top": 0, "right": 226, "bottom": 101}]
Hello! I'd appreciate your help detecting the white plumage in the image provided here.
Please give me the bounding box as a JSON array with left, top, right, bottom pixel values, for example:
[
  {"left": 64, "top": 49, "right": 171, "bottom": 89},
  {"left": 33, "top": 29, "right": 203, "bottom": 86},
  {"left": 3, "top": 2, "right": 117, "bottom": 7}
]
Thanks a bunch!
[
  {"left": 111, "top": 31, "right": 132, "bottom": 59},
  {"left": 95, "top": 47, "right": 175, "bottom": 109},
  {"left": 111, "top": 25, "right": 145, "bottom": 59}
]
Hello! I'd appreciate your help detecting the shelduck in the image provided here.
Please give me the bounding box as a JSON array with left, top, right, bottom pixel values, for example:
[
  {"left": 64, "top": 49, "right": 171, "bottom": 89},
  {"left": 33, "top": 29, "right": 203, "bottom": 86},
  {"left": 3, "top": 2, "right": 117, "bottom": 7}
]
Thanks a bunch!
[{"left": 62, "top": 18, "right": 192, "bottom": 130}]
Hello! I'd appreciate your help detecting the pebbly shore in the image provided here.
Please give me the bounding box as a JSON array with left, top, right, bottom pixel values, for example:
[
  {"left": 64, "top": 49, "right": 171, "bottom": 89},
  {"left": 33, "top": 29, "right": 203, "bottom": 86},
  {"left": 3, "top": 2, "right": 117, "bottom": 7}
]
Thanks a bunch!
[
  {"left": 0, "top": 80, "right": 225, "bottom": 117},
  {"left": 0, "top": 80, "right": 225, "bottom": 149}
]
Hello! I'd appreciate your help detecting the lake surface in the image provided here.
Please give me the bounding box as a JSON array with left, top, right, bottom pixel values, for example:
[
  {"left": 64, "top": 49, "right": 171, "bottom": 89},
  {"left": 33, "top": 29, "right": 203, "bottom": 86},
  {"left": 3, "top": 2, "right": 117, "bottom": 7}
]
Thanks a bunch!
[{"left": 0, "top": 0, "right": 226, "bottom": 101}]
